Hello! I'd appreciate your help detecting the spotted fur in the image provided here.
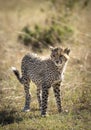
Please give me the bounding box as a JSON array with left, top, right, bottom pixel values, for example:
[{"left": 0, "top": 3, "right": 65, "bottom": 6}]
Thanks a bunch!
[{"left": 12, "top": 47, "right": 70, "bottom": 116}]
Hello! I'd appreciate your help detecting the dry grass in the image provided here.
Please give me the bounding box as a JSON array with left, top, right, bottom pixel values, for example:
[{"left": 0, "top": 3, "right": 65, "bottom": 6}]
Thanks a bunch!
[{"left": 0, "top": 0, "right": 91, "bottom": 130}]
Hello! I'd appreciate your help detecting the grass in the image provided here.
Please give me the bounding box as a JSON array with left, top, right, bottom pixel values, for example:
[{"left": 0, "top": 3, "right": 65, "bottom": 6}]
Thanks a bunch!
[
  {"left": 0, "top": 64, "right": 91, "bottom": 130},
  {"left": 0, "top": 0, "right": 91, "bottom": 130},
  {"left": 0, "top": 106, "right": 91, "bottom": 130},
  {"left": 1, "top": 111, "right": 90, "bottom": 130}
]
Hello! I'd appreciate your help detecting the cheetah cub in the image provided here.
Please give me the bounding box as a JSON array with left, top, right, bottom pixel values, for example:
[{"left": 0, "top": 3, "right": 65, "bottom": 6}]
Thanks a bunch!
[{"left": 12, "top": 46, "right": 70, "bottom": 116}]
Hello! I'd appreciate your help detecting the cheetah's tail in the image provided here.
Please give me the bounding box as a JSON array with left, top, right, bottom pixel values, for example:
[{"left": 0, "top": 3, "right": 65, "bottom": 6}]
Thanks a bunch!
[{"left": 11, "top": 67, "right": 22, "bottom": 84}]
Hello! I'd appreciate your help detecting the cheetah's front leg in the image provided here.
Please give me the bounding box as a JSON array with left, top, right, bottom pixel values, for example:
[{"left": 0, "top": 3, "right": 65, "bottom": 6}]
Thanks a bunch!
[
  {"left": 41, "top": 83, "right": 49, "bottom": 116},
  {"left": 53, "top": 82, "right": 62, "bottom": 113}
]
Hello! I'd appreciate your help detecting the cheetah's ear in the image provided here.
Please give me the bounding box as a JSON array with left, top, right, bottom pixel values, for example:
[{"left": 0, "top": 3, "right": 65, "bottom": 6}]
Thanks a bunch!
[
  {"left": 49, "top": 45, "right": 54, "bottom": 51},
  {"left": 64, "top": 48, "right": 70, "bottom": 55}
]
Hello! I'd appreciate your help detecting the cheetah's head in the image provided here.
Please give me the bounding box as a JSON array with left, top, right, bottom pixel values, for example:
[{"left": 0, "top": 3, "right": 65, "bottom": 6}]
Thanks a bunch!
[{"left": 50, "top": 46, "right": 70, "bottom": 67}]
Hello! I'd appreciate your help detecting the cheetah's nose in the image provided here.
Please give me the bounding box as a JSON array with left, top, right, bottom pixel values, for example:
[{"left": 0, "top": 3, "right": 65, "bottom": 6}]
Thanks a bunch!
[
  {"left": 56, "top": 60, "right": 59, "bottom": 64},
  {"left": 60, "top": 60, "right": 62, "bottom": 64}
]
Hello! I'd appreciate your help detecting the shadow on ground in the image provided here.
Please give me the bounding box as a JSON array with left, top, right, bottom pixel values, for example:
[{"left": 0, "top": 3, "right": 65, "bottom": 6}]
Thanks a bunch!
[
  {"left": 0, "top": 107, "right": 41, "bottom": 126},
  {"left": 0, "top": 109, "right": 23, "bottom": 126}
]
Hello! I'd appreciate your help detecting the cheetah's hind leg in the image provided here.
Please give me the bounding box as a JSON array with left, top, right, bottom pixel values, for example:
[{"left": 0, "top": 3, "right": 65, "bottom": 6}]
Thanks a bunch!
[
  {"left": 22, "top": 79, "right": 31, "bottom": 112},
  {"left": 11, "top": 67, "right": 31, "bottom": 112},
  {"left": 37, "top": 88, "right": 42, "bottom": 110}
]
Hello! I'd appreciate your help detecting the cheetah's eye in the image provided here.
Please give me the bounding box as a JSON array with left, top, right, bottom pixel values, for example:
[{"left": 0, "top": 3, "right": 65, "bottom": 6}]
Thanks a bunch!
[
  {"left": 59, "top": 55, "right": 63, "bottom": 58},
  {"left": 52, "top": 54, "right": 55, "bottom": 57}
]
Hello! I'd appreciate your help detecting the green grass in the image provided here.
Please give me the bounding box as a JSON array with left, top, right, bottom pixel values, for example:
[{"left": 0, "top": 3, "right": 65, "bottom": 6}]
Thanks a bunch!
[{"left": 0, "top": 110, "right": 90, "bottom": 130}]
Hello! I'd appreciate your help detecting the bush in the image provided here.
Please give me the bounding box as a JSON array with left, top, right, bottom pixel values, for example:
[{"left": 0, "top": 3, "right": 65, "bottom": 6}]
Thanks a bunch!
[{"left": 18, "top": 22, "right": 73, "bottom": 52}]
